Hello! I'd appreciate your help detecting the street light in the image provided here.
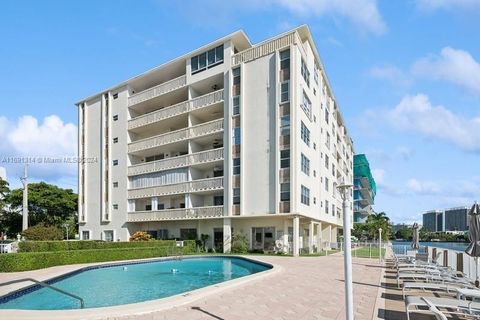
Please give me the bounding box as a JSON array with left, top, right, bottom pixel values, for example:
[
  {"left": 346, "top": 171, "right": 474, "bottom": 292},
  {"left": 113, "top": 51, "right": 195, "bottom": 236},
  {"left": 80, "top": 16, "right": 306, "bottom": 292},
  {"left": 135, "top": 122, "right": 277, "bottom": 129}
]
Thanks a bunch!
[
  {"left": 63, "top": 224, "right": 70, "bottom": 241},
  {"left": 337, "top": 183, "right": 354, "bottom": 320},
  {"left": 379, "top": 228, "right": 383, "bottom": 263}
]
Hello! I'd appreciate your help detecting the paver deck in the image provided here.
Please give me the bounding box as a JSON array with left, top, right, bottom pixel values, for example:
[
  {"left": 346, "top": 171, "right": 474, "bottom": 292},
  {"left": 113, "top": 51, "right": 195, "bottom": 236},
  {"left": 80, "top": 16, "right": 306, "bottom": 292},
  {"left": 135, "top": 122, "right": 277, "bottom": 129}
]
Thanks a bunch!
[{"left": 0, "top": 254, "right": 384, "bottom": 320}]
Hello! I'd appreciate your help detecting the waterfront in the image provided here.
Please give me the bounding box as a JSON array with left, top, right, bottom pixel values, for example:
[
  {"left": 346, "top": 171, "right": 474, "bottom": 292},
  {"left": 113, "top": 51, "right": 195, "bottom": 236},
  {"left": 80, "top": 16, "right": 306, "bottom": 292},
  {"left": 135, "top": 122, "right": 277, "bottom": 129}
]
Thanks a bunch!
[{"left": 392, "top": 240, "right": 468, "bottom": 252}]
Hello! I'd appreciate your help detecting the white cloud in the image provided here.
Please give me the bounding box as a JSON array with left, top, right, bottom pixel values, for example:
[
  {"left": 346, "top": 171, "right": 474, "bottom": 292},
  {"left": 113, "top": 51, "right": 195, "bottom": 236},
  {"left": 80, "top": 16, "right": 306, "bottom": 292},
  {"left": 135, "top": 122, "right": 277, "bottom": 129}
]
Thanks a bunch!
[
  {"left": 416, "top": 0, "right": 480, "bottom": 11},
  {"left": 372, "top": 168, "right": 385, "bottom": 185},
  {"left": 407, "top": 178, "right": 441, "bottom": 195},
  {"left": 369, "top": 65, "right": 411, "bottom": 86},
  {"left": 388, "top": 94, "right": 480, "bottom": 152},
  {"left": 276, "top": 0, "right": 387, "bottom": 35},
  {"left": 0, "top": 115, "right": 77, "bottom": 185},
  {"left": 412, "top": 47, "right": 480, "bottom": 94}
]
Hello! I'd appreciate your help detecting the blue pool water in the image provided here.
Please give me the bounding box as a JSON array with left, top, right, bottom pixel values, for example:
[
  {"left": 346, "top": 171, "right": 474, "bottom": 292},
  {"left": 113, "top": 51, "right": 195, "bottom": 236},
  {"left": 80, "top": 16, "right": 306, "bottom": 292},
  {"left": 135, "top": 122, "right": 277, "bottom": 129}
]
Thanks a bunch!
[{"left": 0, "top": 257, "right": 271, "bottom": 310}]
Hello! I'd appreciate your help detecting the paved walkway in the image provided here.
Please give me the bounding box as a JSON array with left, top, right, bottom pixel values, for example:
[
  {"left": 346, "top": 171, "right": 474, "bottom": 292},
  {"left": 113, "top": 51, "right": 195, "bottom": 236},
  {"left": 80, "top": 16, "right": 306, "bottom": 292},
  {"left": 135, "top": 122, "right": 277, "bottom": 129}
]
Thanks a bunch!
[{"left": 0, "top": 255, "right": 384, "bottom": 320}]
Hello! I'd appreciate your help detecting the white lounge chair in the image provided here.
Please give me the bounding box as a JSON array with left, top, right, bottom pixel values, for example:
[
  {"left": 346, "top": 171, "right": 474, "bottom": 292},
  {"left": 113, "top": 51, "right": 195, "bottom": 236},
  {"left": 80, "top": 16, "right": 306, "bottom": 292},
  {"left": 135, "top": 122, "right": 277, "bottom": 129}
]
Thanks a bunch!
[
  {"left": 402, "top": 281, "right": 475, "bottom": 298},
  {"left": 405, "top": 296, "right": 480, "bottom": 320}
]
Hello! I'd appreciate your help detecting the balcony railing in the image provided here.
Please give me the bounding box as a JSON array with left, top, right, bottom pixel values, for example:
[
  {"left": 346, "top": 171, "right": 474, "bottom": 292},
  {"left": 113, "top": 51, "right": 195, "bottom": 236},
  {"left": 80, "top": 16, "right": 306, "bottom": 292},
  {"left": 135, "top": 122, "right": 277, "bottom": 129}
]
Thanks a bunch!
[
  {"left": 128, "top": 75, "right": 187, "bottom": 107},
  {"left": 127, "top": 177, "right": 224, "bottom": 199},
  {"left": 232, "top": 31, "right": 300, "bottom": 66},
  {"left": 128, "top": 148, "right": 224, "bottom": 176},
  {"left": 128, "top": 119, "right": 224, "bottom": 154},
  {"left": 128, "top": 89, "right": 224, "bottom": 130},
  {"left": 127, "top": 206, "right": 224, "bottom": 222}
]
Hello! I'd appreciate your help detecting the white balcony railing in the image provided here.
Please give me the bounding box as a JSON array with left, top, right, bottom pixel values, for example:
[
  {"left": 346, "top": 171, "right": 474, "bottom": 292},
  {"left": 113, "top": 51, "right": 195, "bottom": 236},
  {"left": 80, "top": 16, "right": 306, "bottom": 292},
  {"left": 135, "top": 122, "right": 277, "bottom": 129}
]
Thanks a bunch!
[
  {"left": 232, "top": 31, "right": 301, "bottom": 66},
  {"left": 127, "top": 177, "right": 224, "bottom": 199},
  {"left": 127, "top": 206, "right": 224, "bottom": 222},
  {"left": 128, "top": 148, "right": 224, "bottom": 176},
  {"left": 128, "top": 75, "right": 187, "bottom": 107},
  {"left": 128, "top": 89, "right": 224, "bottom": 130},
  {"left": 128, "top": 118, "right": 224, "bottom": 153}
]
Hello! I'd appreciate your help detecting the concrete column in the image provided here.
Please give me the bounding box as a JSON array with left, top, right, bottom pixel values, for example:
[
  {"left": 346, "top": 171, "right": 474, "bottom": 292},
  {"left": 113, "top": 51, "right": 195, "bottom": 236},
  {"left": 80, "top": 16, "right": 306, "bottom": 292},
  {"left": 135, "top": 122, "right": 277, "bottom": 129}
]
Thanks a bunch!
[
  {"left": 151, "top": 197, "right": 158, "bottom": 211},
  {"left": 283, "top": 219, "right": 289, "bottom": 253},
  {"left": 293, "top": 216, "right": 300, "bottom": 257},
  {"left": 318, "top": 222, "right": 322, "bottom": 250},
  {"left": 308, "top": 221, "right": 314, "bottom": 254},
  {"left": 223, "top": 218, "right": 232, "bottom": 253},
  {"left": 329, "top": 225, "right": 333, "bottom": 245},
  {"left": 128, "top": 199, "right": 136, "bottom": 212}
]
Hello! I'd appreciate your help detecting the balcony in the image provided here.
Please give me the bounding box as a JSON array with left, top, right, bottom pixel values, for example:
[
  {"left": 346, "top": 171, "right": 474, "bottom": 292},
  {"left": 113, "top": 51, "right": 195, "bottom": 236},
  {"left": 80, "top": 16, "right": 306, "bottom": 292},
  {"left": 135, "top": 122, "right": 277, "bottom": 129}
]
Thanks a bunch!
[
  {"left": 128, "top": 148, "right": 224, "bottom": 176},
  {"left": 128, "top": 89, "right": 224, "bottom": 131},
  {"left": 128, "top": 75, "right": 187, "bottom": 107},
  {"left": 128, "top": 177, "right": 224, "bottom": 199},
  {"left": 127, "top": 206, "right": 224, "bottom": 222},
  {"left": 128, "top": 119, "right": 224, "bottom": 154}
]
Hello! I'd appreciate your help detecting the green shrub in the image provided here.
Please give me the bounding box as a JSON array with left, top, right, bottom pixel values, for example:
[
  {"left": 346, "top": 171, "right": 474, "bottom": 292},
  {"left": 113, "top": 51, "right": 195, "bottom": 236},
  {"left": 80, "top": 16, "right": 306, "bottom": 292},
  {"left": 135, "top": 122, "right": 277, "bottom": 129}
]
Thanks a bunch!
[
  {"left": 231, "top": 231, "right": 248, "bottom": 253},
  {"left": 18, "top": 239, "right": 187, "bottom": 252},
  {"left": 0, "top": 241, "right": 196, "bottom": 272},
  {"left": 22, "top": 225, "right": 63, "bottom": 241}
]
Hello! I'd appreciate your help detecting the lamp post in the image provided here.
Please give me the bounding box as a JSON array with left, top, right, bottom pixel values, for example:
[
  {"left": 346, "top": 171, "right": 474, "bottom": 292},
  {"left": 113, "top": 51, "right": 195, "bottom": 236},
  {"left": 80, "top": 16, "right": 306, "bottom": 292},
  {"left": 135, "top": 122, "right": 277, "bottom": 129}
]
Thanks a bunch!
[
  {"left": 337, "top": 184, "right": 354, "bottom": 320},
  {"left": 379, "top": 228, "right": 383, "bottom": 263},
  {"left": 63, "top": 224, "right": 70, "bottom": 241}
]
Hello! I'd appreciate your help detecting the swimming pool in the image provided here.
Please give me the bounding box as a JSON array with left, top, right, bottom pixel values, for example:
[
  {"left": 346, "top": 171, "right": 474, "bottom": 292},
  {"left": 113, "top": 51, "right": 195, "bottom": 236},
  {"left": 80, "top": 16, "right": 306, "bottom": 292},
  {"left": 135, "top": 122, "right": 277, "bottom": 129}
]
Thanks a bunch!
[{"left": 0, "top": 256, "right": 271, "bottom": 310}]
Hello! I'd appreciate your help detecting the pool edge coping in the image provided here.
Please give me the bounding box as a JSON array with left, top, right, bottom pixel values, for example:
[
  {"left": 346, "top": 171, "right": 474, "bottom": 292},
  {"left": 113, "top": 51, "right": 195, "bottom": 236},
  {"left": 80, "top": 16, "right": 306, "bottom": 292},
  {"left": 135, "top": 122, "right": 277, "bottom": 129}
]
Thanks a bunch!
[{"left": 0, "top": 255, "right": 281, "bottom": 320}]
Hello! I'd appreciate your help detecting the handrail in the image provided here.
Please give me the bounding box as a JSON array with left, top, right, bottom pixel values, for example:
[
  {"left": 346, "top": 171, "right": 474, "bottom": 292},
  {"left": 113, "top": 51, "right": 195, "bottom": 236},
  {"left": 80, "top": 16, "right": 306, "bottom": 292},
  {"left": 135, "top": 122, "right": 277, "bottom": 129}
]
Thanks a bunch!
[{"left": 0, "top": 278, "right": 85, "bottom": 308}]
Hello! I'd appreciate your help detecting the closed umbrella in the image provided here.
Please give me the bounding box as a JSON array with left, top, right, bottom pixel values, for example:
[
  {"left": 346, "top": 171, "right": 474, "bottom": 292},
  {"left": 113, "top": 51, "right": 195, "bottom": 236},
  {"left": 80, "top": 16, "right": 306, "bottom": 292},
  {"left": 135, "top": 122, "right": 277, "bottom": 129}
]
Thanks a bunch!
[
  {"left": 411, "top": 223, "right": 420, "bottom": 251},
  {"left": 465, "top": 202, "right": 480, "bottom": 287}
]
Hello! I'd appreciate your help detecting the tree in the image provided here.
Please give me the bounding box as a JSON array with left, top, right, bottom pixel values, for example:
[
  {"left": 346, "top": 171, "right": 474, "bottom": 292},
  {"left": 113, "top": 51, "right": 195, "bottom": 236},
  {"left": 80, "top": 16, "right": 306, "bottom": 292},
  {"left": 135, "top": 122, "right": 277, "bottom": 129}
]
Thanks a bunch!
[
  {"left": 0, "top": 178, "right": 19, "bottom": 237},
  {"left": 7, "top": 182, "right": 78, "bottom": 228},
  {"left": 362, "top": 212, "right": 391, "bottom": 241},
  {"left": 22, "top": 224, "right": 64, "bottom": 240},
  {"left": 394, "top": 227, "right": 413, "bottom": 240}
]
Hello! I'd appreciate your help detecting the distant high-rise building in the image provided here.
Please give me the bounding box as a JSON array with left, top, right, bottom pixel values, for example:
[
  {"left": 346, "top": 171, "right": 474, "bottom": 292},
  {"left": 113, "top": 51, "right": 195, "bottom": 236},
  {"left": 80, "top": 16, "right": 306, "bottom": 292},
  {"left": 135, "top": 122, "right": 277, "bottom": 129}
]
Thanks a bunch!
[
  {"left": 444, "top": 207, "right": 469, "bottom": 232},
  {"left": 422, "top": 210, "right": 443, "bottom": 232},
  {"left": 353, "top": 154, "right": 375, "bottom": 223}
]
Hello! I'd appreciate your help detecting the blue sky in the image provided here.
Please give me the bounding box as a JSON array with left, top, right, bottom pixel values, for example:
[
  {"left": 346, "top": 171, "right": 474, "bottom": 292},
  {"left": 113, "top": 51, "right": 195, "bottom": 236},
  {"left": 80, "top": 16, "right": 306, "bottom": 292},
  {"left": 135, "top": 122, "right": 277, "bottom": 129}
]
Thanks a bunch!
[{"left": 0, "top": 0, "right": 479, "bottom": 224}]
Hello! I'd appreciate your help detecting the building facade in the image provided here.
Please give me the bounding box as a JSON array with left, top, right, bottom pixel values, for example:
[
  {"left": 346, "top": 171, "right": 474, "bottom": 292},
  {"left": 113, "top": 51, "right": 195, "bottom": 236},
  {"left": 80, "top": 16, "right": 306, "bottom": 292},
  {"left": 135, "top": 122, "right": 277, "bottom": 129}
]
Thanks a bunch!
[
  {"left": 422, "top": 210, "right": 443, "bottom": 232},
  {"left": 353, "top": 154, "right": 375, "bottom": 223},
  {"left": 76, "top": 26, "right": 354, "bottom": 255},
  {"left": 443, "top": 207, "right": 468, "bottom": 232}
]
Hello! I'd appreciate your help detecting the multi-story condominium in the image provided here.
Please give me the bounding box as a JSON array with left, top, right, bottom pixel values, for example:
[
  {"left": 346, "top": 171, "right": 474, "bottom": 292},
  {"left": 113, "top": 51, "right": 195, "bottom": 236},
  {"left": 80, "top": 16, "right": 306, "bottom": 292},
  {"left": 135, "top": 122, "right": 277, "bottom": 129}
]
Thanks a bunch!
[
  {"left": 422, "top": 210, "right": 443, "bottom": 232},
  {"left": 76, "top": 25, "right": 354, "bottom": 255},
  {"left": 444, "top": 207, "right": 469, "bottom": 232},
  {"left": 353, "top": 154, "right": 375, "bottom": 223}
]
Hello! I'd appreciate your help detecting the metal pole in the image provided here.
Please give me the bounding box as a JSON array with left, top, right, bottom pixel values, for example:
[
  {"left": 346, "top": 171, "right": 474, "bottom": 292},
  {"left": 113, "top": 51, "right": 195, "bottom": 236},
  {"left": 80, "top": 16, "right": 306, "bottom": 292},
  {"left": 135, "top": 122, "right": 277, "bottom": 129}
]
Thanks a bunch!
[
  {"left": 337, "top": 184, "right": 354, "bottom": 320},
  {"left": 20, "top": 164, "right": 28, "bottom": 231},
  {"left": 379, "top": 228, "right": 383, "bottom": 263}
]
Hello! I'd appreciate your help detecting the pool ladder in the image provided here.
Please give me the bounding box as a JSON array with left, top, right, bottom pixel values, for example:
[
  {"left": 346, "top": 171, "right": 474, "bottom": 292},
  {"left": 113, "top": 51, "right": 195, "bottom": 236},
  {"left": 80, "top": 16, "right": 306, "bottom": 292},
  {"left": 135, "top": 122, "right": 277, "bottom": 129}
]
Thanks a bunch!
[{"left": 0, "top": 278, "right": 85, "bottom": 308}]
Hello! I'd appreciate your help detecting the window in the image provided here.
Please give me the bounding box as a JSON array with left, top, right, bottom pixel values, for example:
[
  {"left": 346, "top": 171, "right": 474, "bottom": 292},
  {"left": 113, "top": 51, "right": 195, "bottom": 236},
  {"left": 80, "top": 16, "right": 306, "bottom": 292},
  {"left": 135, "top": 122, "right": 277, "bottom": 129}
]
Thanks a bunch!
[
  {"left": 233, "top": 158, "right": 240, "bottom": 175},
  {"left": 233, "top": 96, "right": 240, "bottom": 115},
  {"left": 113, "top": 182, "right": 118, "bottom": 188},
  {"left": 301, "top": 153, "right": 310, "bottom": 176},
  {"left": 113, "top": 93, "right": 118, "bottom": 99},
  {"left": 314, "top": 66, "right": 319, "bottom": 85},
  {"left": 233, "top": 128, "right": 241, "bottom": 145},
  {"left": 157, "top": 229, "right": 169, "bottom": 240},
  {"left": 113, "top": 204, "right": 118, "bottom": 210},
  {"left": 280, "top": 149, "right": 290, "bottom": 168},
  {"left": 280, "top": 81, "right": 289, "bottom": 102},
  {"left": 104, "top": 230, "right": 114, "bottom": 242},
  {"left": 280, "top": 49, "right": 290, "bottom": 70},
  {"left": 325, "top": 107, "right": 329, "bottom": 124},
  {"left": 313, "top": 170, "right": 316, "bottom": 177},
  {"left": 325, "top": 155, "right": 329, "bottom": 169},
  {"left": 280, "top": 115, "right": 290, "bottom": 136},
  {"left": 145, "top": 204, "right": 152, "bottom": 211},
  {"left": 332, "top": 164, "right": 335, "bottom": 176},
  {"left": 301, "top": 121, "right": 310, "bottom": 146},
  {"left": 113, "top": 115, "right": 118, "bottom": 121},
  {"left": 233, "top": 67, "right": 241, "bottom": 85},
  {"left": 82, "top": 230, "right": 90, "bottom": 240},
  {"left": 325, "top": 177, "right": 329, "bottom": 191},
  {"left": 326, "top": 132, "right": 330, "bottom": 149},
  {"left": 280, "top": 183, "right": 290, "bottom": 201},
  {"left": 301, "top": 91, "right": 312, "bottom": 120},
  {"left": 332, "top": 204, "right": 336, "bottom": 217},
  {"left": 113, "top": 160, "right": 118, "bottom": 166},
  {"left": 191, "top": 44, "right": 224, "bottom": 74},
  {"left": 325, "top": 200, "right": 329, "bottom": 214},
  {"left": 214, "top": 196, "right": 224, "bottom": 206},
  {"left": 233, "top": 188, "right": 240, "bottom": 204},
  {"left": 301, "top": 58, "right": 310, "bottom": 87},
  {"left": 301, "top": 185, "right": 310, "bottom": 205},
  {"left": 113, "top": 137, "right": 118, "bottom": 143},
  {"left": 313, "top": 197, "right": 316, "bottom": 204},
  {"left": 180, "top": 228, "right": 198, "bottom": 240},
  {"left": 157, "top": 203, "right": 165, "bottom": 210}
]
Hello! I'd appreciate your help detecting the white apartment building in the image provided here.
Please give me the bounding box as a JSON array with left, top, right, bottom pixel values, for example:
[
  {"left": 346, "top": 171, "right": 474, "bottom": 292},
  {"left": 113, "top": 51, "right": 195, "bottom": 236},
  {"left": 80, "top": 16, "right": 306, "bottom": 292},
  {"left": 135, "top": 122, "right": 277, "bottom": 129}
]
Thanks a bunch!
[{"left": 76, "top": 25, "right": 354, "bottom": 256}]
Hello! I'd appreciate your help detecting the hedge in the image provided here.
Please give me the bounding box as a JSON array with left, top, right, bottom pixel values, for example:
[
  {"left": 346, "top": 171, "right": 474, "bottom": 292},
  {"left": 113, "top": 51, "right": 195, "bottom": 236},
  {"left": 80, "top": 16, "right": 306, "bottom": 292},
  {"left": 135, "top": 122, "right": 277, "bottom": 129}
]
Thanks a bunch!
[
  {"left": 18, "top": 240, "right": 183, "bottom": 253},
  {"left": 0, "top": 242, "right": 196, "bottom": 272}
]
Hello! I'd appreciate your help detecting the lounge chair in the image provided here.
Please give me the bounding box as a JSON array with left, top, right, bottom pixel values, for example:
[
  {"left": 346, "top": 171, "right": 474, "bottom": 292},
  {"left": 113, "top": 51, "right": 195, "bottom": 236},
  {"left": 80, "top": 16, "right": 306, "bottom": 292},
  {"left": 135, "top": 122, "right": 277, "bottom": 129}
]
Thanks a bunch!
[
  {"left": 402, "top": 281, "right": 475, "bottom": 298},
  {"left": 405, "top": 296, "right": 480, "bottom": 320}
]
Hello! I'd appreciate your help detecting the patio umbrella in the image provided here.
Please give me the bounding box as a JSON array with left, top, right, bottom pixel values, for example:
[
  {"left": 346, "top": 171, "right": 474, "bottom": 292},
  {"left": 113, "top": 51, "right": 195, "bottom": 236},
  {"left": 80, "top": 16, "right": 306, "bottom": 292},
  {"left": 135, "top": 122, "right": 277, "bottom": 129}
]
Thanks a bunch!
[
  {"left": 465, "top": 202, "right": 480, "bottom": 287},
  {"left": 411, "top": 222, "right": 420, "bottom": 251}
]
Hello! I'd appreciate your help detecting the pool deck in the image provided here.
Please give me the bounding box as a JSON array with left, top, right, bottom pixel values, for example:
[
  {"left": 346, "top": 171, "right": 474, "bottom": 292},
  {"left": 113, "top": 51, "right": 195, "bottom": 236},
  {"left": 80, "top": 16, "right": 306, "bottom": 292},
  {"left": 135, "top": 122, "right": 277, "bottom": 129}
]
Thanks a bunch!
[{"left": 0, "top": 254, "right": 385, "bottom": 320}]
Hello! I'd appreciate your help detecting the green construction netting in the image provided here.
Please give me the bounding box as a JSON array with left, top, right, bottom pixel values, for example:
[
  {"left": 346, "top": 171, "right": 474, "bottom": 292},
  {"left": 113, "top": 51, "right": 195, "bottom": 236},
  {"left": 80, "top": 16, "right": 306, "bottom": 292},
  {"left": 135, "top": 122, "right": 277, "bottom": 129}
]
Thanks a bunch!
[{"left": 353, "top": 154, "right": 376, "bottom": 196}]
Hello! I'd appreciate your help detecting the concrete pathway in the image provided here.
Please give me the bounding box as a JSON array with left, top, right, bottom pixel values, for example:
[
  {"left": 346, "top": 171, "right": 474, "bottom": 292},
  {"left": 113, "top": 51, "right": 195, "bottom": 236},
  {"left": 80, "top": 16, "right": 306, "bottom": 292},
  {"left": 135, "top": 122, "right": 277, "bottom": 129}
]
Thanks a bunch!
[{"left": 0, "top": 255, "right": 384, "bottom": 320}]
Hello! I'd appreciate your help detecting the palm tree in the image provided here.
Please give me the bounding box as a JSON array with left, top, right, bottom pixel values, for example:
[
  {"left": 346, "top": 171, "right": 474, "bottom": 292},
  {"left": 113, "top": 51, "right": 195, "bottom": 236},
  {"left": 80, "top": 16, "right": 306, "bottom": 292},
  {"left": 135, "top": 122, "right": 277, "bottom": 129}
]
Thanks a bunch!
[{"left": 365, "top": 212, "right": 391, "bottom": 240}]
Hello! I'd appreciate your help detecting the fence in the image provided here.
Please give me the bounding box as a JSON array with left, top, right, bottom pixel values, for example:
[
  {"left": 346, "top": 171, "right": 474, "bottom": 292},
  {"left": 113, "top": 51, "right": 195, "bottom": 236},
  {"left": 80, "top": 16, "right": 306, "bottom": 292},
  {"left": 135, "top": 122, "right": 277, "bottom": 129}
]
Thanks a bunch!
[
  {"left": 0, "top": 242, "right": 13, "bottom": 254},
  {"left": 328, "top": 241, "right": 388, "bottom": 260}
]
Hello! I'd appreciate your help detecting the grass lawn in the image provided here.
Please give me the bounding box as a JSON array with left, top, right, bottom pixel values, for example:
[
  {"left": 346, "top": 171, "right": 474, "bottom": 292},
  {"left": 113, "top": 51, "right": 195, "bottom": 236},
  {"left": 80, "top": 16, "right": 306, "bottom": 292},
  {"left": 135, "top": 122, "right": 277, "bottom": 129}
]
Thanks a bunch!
[{"left": 351, "top": 246, "right": 386, "bottom": 258}]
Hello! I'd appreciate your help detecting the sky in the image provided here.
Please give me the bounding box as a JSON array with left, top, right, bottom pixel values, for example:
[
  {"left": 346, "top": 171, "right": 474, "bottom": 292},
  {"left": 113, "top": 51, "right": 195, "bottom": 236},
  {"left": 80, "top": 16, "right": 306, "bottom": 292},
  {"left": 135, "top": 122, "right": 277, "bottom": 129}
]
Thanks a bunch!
[{"left": 0, "top": 0, "right": 479, "bottom": 224}]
